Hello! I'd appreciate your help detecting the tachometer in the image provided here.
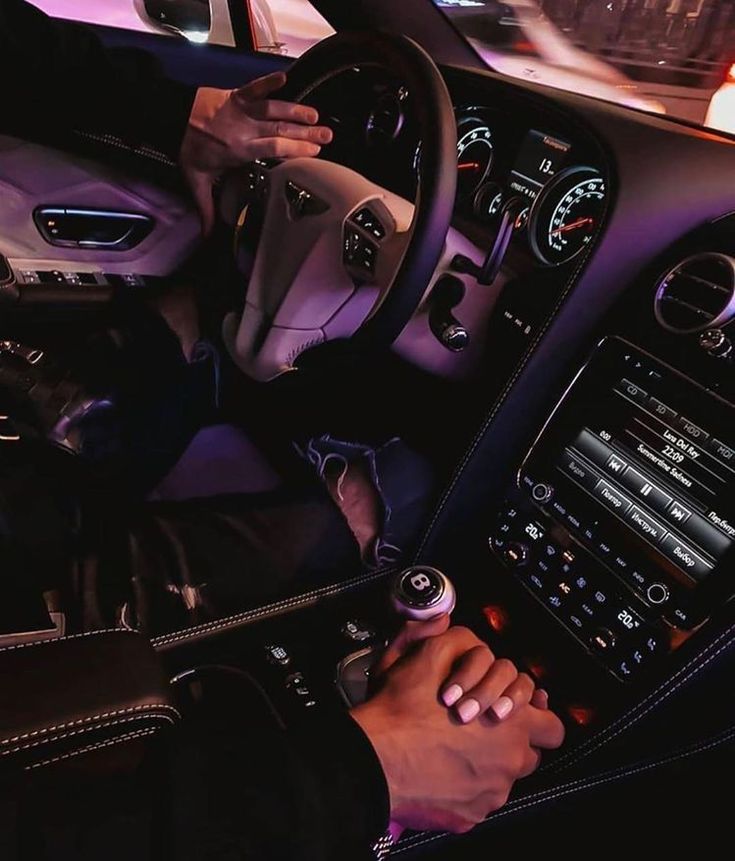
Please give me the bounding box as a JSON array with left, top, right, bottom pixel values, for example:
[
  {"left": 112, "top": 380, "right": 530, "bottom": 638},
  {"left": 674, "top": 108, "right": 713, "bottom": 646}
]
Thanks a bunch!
[
  {"left": 456, "top": 117, "right": 494, "bottom": 200},
  {"left": 529, "top": 166, "right": 606, "bottom": 266}
]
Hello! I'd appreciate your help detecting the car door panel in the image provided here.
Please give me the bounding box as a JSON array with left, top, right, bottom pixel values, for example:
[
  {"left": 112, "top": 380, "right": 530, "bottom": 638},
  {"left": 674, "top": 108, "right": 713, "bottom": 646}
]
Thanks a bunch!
[{"left": 0, "top": 135, "right": 199, "bottom": 276}]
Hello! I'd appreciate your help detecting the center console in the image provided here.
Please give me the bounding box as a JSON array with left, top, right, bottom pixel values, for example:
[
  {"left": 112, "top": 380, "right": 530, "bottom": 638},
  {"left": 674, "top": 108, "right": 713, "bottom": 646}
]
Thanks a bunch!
[{"left": 490, "top": 336, "right": 735, "bottom": 685}]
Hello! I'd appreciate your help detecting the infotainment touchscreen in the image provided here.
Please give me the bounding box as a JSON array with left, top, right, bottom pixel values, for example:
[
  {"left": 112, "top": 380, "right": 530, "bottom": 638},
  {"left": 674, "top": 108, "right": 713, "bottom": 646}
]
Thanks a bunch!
[{"left": 521, "top": 338, "right": 735, "bottom": 592}]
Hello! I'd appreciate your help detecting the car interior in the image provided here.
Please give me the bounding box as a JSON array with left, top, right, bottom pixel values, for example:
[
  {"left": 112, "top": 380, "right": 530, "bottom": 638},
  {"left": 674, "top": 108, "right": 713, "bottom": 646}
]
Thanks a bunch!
[{"left": 1, "top": 0, "right": 734, "bottom": 856}]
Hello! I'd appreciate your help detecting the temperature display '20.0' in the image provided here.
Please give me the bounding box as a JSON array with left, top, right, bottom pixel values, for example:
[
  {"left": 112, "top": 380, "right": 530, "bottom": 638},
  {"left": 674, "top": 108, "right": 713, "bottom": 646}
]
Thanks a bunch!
[{"left": 529, "top": 166, "right": 607, "bottom": 266}]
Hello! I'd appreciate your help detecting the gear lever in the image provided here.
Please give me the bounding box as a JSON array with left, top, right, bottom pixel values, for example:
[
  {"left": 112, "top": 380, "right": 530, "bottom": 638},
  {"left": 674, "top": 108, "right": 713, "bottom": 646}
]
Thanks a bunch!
[
  {"left": 390, "top": 565, "right": 456, "bottom": 621},
  {"left": 337, "top": 566, "right": 456, "bottom": 708}
]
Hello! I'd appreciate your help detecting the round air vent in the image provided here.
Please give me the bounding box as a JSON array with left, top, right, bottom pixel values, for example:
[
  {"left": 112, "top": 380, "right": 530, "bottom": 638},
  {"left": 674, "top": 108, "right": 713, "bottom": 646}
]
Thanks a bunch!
[{"left": 655, "top": 252, "right": 735, "bottom": 334}]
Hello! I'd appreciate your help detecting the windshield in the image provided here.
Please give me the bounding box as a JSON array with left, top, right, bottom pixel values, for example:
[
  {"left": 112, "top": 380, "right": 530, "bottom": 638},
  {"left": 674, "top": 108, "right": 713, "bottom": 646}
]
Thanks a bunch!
[{"left": 433, "top": 0, "right": 735, "bottom": 134}]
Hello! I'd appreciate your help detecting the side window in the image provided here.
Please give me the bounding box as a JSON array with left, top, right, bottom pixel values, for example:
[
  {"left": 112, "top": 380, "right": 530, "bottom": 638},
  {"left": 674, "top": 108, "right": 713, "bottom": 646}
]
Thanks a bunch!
[
  {"left": 27, "top": 0, "right": 238, "bottom": 47},
  {"left": 28, "top": 1, "right": 335, "bottom": 53}
]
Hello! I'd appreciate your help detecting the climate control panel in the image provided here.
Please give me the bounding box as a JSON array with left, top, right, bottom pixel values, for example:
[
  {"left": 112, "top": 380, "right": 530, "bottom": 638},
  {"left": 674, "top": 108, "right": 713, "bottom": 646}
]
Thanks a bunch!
[{"left": 490, "top": 496, "right": 670, "bottom": 683}]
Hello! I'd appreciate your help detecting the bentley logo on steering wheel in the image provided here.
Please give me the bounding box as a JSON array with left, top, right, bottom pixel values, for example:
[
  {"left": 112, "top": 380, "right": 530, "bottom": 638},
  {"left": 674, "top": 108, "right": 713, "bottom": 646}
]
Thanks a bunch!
[{"left": 285, "top": 180, "right": 328, "bottom": 219}]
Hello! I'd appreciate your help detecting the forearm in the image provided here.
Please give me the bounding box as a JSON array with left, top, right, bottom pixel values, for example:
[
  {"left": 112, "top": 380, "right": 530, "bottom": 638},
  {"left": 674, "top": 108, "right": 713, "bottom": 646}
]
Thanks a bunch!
[
  {"left": 0, "top": 0, "right": 195, "bottom": 160},
  {"left": 171, "top": 707, "right": 389, "bottom": 860}
]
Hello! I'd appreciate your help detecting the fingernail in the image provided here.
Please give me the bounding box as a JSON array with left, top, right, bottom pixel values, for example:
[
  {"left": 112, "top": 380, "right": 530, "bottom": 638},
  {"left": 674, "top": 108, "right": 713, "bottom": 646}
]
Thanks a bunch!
[
  {"left": 442, "top": 684, "right": 463, "bottom": 707},
  {"left": 306, "top": 109, "right": 319, "bottom": 124},
  {"left": 457, "top": 698, "right": 481, "bottom": 724},
  {"left": 318, "top": 128, "right": 333, "bottom": 143},
  {"left": 490, "top": 696, "right": 514, "bottom": 721}
]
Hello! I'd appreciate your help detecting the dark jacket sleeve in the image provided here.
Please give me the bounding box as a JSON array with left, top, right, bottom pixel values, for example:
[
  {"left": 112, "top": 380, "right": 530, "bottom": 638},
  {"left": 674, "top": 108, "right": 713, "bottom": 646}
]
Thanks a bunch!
[
  {"left": 171, "top": 706, "right": 391, "bottom": 860},
  {"left": 0, "top": 0, "right": 196, "bottom": 161}
]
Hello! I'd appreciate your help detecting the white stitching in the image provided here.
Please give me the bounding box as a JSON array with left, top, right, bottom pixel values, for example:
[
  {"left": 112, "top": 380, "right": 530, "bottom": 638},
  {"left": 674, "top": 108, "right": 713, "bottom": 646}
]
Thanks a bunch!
[
  {"left": 414, "top": 221, "right": 597, "bottom": 560},
  {"left": 391, "top": 726, "right": 735, "bottom": 855},
  {"left": 2, "top": 713, "right": 177, "bottom": 756},
  {"left": 549, "top": 622, "right": 735, "bottom": 772},
  {"left": 553, "top": 625, "right": 735, "bottom": 772},
  {"left": 0, "top": 628, "right": 135, "bottom": 654},
  {"left": 151, "top": 568, "right": 396, "bottom": 648},
  {"left": 25, "top": 729, "right": 158, "bottom": 772},
  {"left": 0, "top": 702, "right": 181, "bottom": 747}
]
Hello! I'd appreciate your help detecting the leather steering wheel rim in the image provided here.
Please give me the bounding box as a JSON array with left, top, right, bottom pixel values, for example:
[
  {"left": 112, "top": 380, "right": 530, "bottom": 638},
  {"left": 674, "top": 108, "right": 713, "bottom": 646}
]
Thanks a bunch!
[{"left": 275, "top": 31, "right": 457, "bottom": 349}]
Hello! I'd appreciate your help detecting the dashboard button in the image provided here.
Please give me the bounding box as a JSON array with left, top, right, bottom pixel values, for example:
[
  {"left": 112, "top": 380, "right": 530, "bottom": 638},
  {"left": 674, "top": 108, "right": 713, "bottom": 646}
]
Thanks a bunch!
[
  {"left": 559, "top": 451, "right": 600, "bottom": 490},
  {"left": 676, "top": 416, "right": 709, "bottom": 445},
  {"left": 626, "top": 506, "right": 667, "bottom": 544},
  {"left": 503, "top": 542, "right": 529, "bottom": 567},
  {"left": 604, "top": 453, "right": 629, "bottom": 479},
  {"left": 660, "top": 535, "right": 713, "bottom": 581},
  {"left": 619, "top": 468, "right": 673, "bottom": 514},
  {"left": 667, "top": 500, "right": 692, "bottom": 526},
  {"left": 265, "top": 644, "right": 291, "bottom": 666},
  {"left": 708, "top": 437, "right": 734, "bottom": 465},
  {"left": 590, "top": 627, "right": 616, "bottom": 652},
  {"left": 681, "top": 513, "right": 731, "bottom": 559},
  {"left": 615, "top": 379, "right": 648, "bottom": 405},
  {"left": 649, "top": 398, "right": 677, "bottom": 423},
  {"left": 593, "top": 480, "right": 634, "bottom": 516}
]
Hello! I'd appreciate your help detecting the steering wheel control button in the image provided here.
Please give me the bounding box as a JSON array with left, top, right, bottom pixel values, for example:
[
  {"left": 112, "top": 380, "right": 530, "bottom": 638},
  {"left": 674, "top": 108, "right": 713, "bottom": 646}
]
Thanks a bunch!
[
  {"left": 265, "top": 644, "right": 291, "bottom": 666},
  {"left": 531, "top": 482, "right": 554, "bottom": 504},
  {"left": 391, "top": 566, "right": 457, "bottom": 620},
  {"left": 343, "top": 228, "right": 378, "bottom": 277},
  {"left": 646, "top": 582, "right": 670, "bottom": 606},
  {"left": 352, "top": 207, "right": 386, "bottom": 240}
]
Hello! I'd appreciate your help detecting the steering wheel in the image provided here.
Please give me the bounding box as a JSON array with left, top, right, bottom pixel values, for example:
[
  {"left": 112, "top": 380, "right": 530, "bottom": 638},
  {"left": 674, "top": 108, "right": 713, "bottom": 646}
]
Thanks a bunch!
[{"left": 221, "top": 31, "right": 457, "bottom": 382}]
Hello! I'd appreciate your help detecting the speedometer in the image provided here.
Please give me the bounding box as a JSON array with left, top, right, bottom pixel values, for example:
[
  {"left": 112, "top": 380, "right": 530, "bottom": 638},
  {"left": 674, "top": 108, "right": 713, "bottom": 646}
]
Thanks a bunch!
[
  {"left": 529, "top": 166, "right": 606, "bottom": 266},
  {"left": 456, "top": 117, "right": 494, "bottom": 200}
]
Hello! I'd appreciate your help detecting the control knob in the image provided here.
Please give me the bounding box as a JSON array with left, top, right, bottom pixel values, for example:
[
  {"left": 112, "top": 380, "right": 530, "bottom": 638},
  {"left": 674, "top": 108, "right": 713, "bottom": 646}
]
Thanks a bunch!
[
  {"left": 390, "top": 566, "right": 457, "bottom": 621},
  {"left": 699, "top": 329, "right": 732, "bottom": 359},
  {"left": 531, "top": 482, "right": 554, "bottom": 504},
  {"left": 646, "top": 582, "right": 670, "bottom": 606}
]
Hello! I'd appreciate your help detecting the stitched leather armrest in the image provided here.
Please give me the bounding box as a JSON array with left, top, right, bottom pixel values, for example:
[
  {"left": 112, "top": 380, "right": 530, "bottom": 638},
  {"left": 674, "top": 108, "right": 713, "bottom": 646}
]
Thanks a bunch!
[{"left": 0, "top": 629, "right": 179, "bottom": 773}]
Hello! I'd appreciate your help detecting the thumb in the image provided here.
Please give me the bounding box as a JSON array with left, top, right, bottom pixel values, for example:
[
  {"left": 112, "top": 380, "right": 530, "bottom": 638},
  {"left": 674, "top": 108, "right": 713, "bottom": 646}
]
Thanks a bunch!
[
  {"left": 185, "top": 169, "right": 216, "bottom": 237},
  {"left": 372, "top": 613, "right": 451, "bottom": 679}
]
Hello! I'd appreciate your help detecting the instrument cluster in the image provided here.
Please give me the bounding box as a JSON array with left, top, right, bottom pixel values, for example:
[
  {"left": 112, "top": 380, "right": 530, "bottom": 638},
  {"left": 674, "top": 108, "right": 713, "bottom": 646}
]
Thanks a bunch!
[{"left": 447, "top": 107, "right": 608, "bottom": 267}]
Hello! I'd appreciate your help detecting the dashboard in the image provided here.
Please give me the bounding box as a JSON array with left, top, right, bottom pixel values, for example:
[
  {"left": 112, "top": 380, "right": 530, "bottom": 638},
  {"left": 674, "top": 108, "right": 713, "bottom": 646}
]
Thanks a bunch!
[{"left": 304, "top": 66, "right": 608, "bottom": 270}]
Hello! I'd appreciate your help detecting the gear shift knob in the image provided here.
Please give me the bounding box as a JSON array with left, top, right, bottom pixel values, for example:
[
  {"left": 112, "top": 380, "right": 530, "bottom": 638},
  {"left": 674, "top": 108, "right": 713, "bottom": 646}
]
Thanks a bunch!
[{"left": 390, "top": 566, "right": 456, "bottom": 621}]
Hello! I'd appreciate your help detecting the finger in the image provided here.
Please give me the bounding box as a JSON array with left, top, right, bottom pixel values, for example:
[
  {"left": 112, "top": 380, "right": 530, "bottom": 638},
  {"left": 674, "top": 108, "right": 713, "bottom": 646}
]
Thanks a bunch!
[
  {"left": 425, "top": 625, "right": 483, "bottom": 665},
  {"left": 531, "top": 688, "right": 549, "bottom": 710},
  {"left": 373, "top": 614, "right": 450, "bottom": 678},
  {"left": 518, "top": 746, "right": 542, "bottom": 779},
  {"left": 527, "top": 707, "right": 566, "bottom": 750},
  {"left": 184, "top": 168, "right": 216, "bottom": 237},
  {"left": 232, "top": 71, "right": 288, "bottom": 103},
  {"left": 488, "top": 672, "right": 535, "bottom": 722},
  {"left": 440, "top": 645, "right": 494, "bottom": 710},
  {"left": 240, "top": 137, "right": 323, "bottom": 160},
  {"left": 454, "top": 658, "right": 518, "bottom": 724},
  {"left": 248, "top": 99, "right": 320, "bottom": 125},
  {"left": 255, "top": 120, "right": 332, "bottom": 145}
]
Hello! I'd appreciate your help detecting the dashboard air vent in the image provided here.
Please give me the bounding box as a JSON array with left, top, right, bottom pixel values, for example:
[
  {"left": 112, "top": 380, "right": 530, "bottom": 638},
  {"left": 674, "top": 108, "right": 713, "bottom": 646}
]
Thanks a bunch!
[{"left": 654, "top": 252, "right": 735, "bottom": 334}]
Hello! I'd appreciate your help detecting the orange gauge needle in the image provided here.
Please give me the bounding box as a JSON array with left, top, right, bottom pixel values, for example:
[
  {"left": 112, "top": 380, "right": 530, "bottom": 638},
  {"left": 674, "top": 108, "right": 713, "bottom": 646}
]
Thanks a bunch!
[
  {"left": 458, "top": 161, "right": 481, "bottom": 171},
  {"left": 550, "top": 216, "right": 595, "bottom": 236}
]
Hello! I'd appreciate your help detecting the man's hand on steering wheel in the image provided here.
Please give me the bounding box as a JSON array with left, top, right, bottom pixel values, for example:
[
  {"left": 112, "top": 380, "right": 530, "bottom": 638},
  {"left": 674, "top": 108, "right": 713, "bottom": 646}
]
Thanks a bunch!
[{"left": 180, "top": 71, "right": 333, "bottom": 235}]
